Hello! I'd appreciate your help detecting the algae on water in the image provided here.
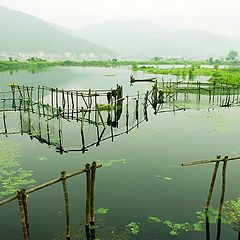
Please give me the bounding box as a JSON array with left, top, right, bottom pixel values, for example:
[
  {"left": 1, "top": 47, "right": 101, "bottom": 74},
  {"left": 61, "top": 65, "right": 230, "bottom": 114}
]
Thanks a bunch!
[
  {"left": 95, "top": 208, "right": 109, "bottom": 215},
  {"left": 0, "top": 141, "right": 36, "bottom": 198},
  {"left": 96, "top": 159, "right": 127, "bottom": 167}
]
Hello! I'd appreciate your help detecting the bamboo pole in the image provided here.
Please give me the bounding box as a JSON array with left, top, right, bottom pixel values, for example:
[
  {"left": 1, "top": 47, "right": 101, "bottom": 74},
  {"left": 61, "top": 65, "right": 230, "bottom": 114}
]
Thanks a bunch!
[
  {"left": 38, "top": 105, "right": 42, "bottom": 141},
  {"left": 17, "top": 189, "right": 30, "bottom": 240},
  {"left": 88, "top": 89, "right": 91, "bottom": 123},
  {"left": 51, "top": 88, "right": 54, "bottom": 115},
  {"left": 62, "top": 90, "right": 65, "bottom": 118},
  {"left": 71, "top": 92, "right": 74, "bottom": 120},
  {"left": 76, "top": 91, "right": 79, "bottom": 122},
  {"left": 205, "top": 156, "right": 220, "bottom": 240},
  {"left": 216, "top": 158, "right": 227, "bottom": 240},
  {"left": 67, "top": 91, "right": 70, "bottom": 119},
  {"left": 144, "top": 91, "right": 148, "bottom": 121},
  {"left": 126, "top": 95, "right": 129, "bottom": 133},
  {"left": 11, "top": 84, "right": 16, "bottom": 111},
  {"left": 136, "top": 91, "right": 139, "bottom": 127},
  {"left": 61, "top": 171, "right": 71, "bottom": 240},
  {"left": 2, "top": 99, "right": 7, "bottom": 136},
  {"left": 181, "top": 155, "right": 237, "bottom": 166},
  {"left": 58, "top": 107, "right": 63, "bottom": 153},
  {"left": 81, "top": 107, "right": 86, "bottom": 152},
  {"left": 20, "top": 104, "right": 23, "bottom": 135},
  {"left": 95, "top": 93, "right": 100, "bottom": 145},
  {"left": 27, "top": 100, "right": 32, "bottom": 137},
  {"left": 85, "top": 163, "right": 91, "bottom": 227},
  {"left": 110, "top": 91, "right": 114, "bottom": 141},
  {"left": 37, "top": 85, "right": 40, "bottom": 106},
  {"left": 218, "top": 158, "right": 227, "bottom": 219},
  {"left": 205, "top": 156, "right": 221, "bottom": 210},
  {"left": 97, "top": 107, "right": 106, "bottom": 129},
  {"left": 23, "top": 85, "right": 26, "bottom": 112},
  {"left": 46, "top": 105, "right": 50, "bottom": 145},
  {"left": 90, "top": 161, "right": 96, "bottom": 225},
  {"left": 56, "top": 88, "right": 59, "bottom": 110}
]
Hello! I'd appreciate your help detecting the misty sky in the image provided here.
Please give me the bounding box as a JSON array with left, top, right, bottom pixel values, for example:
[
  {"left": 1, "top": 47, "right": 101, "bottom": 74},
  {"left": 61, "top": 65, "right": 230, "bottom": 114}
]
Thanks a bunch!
[{"left": 0, "top": 0, "right": 239, "bottom": 37}]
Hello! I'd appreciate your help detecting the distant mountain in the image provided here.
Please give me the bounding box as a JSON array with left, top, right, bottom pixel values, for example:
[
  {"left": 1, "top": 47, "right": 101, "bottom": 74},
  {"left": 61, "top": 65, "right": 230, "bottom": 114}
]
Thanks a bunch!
[
  {"left": 0, "top": 6, "right": 115, "bottom": 56},
  {"left": 75, "top": 19, "right": 240, "bottom": 58}
]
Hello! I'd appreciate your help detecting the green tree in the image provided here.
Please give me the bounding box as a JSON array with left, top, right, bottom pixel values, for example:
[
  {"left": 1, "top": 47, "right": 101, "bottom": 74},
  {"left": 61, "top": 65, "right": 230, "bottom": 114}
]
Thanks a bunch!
[
  {"left": 208, "top": 57, "right": 214, "bottom": 64},
  {"left": 226, "top": 50, "right": 238, "bottom": 61}
]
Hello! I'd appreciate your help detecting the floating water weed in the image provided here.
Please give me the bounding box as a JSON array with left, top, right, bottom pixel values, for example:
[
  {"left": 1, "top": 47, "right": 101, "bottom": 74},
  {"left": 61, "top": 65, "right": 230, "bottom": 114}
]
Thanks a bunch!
[
  {"left": 95, "top": 208, "right": 109, "bottom": 215},
  {"left": 96, "top": 159, "right": 127, "bottom": 167},
  {"left": 0, "top": 141, "right": 36, "bottom": 198},
  {"left": 126, "top": 222, "right": 140, "bottom": 235},
  {"left": 147, "top": 216, "right": 161, "bottom": 223}
]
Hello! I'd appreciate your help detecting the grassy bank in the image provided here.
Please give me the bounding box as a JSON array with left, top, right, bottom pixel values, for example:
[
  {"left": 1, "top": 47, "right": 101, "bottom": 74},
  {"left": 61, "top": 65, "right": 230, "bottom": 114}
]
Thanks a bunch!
[
  {"left": 1, "top": 60, "right": 239, "bottom": 85},
  {"left": 137, "top": 65, "right": 240, "bottom": 85},
  {"left": 0, "top": 59, "right": 209, "bottom": 72}
]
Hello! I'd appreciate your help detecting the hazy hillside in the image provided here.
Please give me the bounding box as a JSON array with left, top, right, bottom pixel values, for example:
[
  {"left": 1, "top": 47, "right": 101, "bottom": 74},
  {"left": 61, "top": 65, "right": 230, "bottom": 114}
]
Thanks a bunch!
[
  {"left": 75, "top": 19, "right": 240, "bottom": 58},
  {"left": 0, "top": 6, "right": 115, "bottom": 56}
]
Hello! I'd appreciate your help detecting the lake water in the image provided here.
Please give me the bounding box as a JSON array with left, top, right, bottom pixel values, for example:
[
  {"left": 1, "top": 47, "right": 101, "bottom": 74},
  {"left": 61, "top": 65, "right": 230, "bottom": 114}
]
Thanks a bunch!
[{"left": 0, "top": 66, "right": 240, "bottom": 240}]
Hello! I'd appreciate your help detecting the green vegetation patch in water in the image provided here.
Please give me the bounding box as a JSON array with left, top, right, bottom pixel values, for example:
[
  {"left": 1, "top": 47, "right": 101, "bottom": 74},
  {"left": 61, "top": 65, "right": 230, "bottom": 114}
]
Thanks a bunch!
[
  {"left": 0, "top": 141, "right": 36, "bottom": 198},
  {"left": 126, "top": 222, "right": 140, "bottom": 235},
  {"left": 96, "top": 159, "right": 127, "bottom": 167},
  {"left": 95, "top": 208, "right": 109, "bottom": 215},
  {"left": 147, "top": 216, "right": 161, "bottom": 223}
]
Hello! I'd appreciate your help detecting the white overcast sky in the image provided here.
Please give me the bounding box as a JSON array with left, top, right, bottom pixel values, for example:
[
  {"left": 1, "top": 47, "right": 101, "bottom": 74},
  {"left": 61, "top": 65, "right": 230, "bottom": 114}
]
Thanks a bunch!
[{"left": 0, "top": 0, "right": 239, "bottom": 37}]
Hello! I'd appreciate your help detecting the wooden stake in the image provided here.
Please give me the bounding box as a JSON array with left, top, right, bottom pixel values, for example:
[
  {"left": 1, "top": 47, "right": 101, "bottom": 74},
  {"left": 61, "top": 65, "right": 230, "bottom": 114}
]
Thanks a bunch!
[
  {"left": 17, "top": 190, "right": 30, "bottom": 240},
  {"left": 81, "top": 107, "right": 86, "bottom": 152},
  {"left": 56, "top": 88, "right": 59, "bottom": 110},
  {"left": 218, "top": 158, "right": 227, "bottom": 219},
  {"left": 216, "top": 158, "right": 227, "bottom": 240},
  {"left": 110, "top": 92, "right": 114, "bottom": 141},
  {"left": 46, "top": 105, "right": 50, "bottom": 145},
  {"left": 3, "top": 99, "right": 8, "bottom": 137},
  {"left": 126, "top": 95, "right": 129, "bottom": 133},
  {"left": 67, "top": 91, "right": 70, "bottom": 119},
  {"left": 90, "top": 162, "right": 96, "bottom": 225},
  {"left": 62, "top": 90, "right": 65, "bottom": 118},
  {"left": 20, "top": 105, "right": 23, "bottom": 135},
  {"left": 27, "top": 101, "right": 32, "bottom": 137},
  {"left": 11, "top": 84, "right": 16, "bottom": 111},
  {"left": 76, "top": 91, "right": 79, "bottom": 122},
  {"left": 58, "top": 107, "right": 63, "bottom": 154},
  {"left": 205, "top": 156, "right": 221, "bottom": 210},
  {"left": 136, "top": 91, "right": 139, "bottom": 127},
  {"left": 51, "top": 88, "right": 54, "bottom": 115},
  {"left": 61, "top": 171, "right": 71, "bottom": 240},
  {"left": 205, "top": 156, "right": 220, "bottom": 240},
  {"left": 144, "top": 91, "right": 149, "bottom": 121},
  {"left": 85, "top": 164, "right": 91, "bottom": 226},
  {"left": 71, "top": 92, "right": 74, "bottom": 119}
]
